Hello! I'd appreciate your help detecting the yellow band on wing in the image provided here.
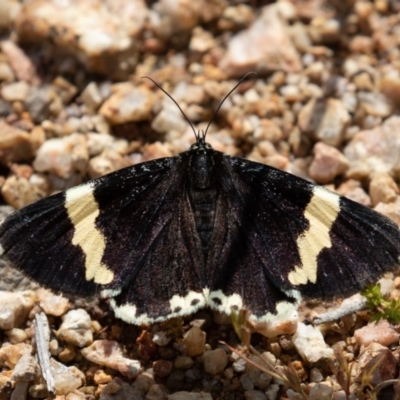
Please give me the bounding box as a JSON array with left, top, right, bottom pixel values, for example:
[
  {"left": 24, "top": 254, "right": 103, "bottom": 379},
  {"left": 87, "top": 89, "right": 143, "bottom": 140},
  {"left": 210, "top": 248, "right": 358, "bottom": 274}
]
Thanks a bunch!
[
  {"left": 65, "top": 183, "right": 114, "bottom": 285},
  {"left": 288, "top": 186, "right": 340, "bottom": 285}
]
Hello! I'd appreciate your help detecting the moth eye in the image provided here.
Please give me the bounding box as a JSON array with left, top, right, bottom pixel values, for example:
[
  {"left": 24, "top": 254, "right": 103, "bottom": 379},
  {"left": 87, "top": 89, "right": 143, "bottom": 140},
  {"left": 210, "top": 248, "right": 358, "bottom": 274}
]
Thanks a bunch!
[
  {"left": 231, "top": 305, "right": 239, "bottom": 311},
  {"left": 212, "top": 297, "right": 222, "bottom": 305}
]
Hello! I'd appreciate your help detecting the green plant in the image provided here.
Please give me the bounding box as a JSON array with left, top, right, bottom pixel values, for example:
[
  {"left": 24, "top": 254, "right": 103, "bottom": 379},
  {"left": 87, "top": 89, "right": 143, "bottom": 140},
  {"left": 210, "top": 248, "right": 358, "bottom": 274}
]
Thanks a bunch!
[{"left": 361, "top": 284, "right": 400, "bottom": 324}]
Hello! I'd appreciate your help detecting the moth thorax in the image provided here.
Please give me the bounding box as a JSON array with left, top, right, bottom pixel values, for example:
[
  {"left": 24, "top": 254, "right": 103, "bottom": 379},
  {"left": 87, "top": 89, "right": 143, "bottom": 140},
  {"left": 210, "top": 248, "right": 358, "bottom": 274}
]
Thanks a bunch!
[
  {"left": 190, "top": 152, "right": 215, "bottom": 189},
  {"left": 189, "top": 152, "right": 218, "bottom": 257}
]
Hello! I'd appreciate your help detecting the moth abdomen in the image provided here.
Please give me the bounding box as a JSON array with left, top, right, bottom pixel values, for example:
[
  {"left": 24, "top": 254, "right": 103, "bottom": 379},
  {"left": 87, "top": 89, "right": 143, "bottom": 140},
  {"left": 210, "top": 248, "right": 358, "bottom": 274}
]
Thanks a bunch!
[
  {"left": 193, "top": 199, "right": 217, "bottom": 256},
  {"left": 187, "top": 150, "right": 219, "bottom": 258}
]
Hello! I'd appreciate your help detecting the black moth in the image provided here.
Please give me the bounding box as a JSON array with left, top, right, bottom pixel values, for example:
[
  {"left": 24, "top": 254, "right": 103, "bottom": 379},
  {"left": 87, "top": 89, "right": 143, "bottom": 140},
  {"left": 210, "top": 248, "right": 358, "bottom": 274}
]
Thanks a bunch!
[{"left": 1, "top": 77, "right": 400, "bottom": 326}]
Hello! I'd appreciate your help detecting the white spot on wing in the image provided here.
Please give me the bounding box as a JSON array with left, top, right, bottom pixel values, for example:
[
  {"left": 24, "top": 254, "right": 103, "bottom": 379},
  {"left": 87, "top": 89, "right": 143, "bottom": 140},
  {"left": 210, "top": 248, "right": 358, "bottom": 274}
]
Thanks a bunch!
[
  {"left": 65, "top": 182, "right": 114, "bottom": 285},
  {"left": 288, "top": 186, "right": 340, "bottom": 285},
  {"left": 169, "top": 291, "right": 206, "bottom": 312},
  {"left": 101, "top": 288, "right": 122, "bottom": 297},
  {"left": 256, "top": 300, "right": 298, "bottom": 324},
  {"left": 206, "top": 288, "right": 301, "bottom": 324},
  {"left": 109, "top": 288, "right": 302, "bottom": 326},
  {"left": 206, "top": 289, "right": 243, "bottom": 314},
  {"left": 109, "top": 290, "right": 206, "bottom": 325}
]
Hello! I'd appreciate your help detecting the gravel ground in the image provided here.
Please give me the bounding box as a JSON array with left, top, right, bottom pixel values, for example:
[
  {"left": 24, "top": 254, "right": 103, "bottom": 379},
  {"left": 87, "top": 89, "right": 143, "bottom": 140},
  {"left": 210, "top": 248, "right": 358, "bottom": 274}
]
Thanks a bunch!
[{"left": 0, "top": 0, "right": 400, "bottom": 399}]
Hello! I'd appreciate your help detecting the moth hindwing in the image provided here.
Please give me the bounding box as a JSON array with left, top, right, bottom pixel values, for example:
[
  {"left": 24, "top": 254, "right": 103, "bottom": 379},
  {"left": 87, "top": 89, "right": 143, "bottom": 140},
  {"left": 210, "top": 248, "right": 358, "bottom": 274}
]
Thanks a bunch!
[{"left": 1, "top": 136, "right": 399, "bottom": 325}]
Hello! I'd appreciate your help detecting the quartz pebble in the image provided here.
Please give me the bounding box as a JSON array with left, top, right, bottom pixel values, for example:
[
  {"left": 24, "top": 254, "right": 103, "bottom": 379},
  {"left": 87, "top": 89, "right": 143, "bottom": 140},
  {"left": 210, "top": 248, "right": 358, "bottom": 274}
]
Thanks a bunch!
[
  {"left": 10, "top": 348, "right": 40, "bottom": 382},
  {"left": 374, "top": 197, "right": 400, "bottom": 225},
  {"left": 80, "top": 82, "right": 104, "bottom": 112},
  {"left": 33, "top": 134, "right": 89, "bottom": 179},
  {"left": 93, "top": 369, "right": 113, "bottom": 385},
  {"left": 0, "top": 371, "right": 12, "bottom": 398},
  {"left": 309, "top": 367, "right": 323, "bottom": 383},
  {"left": 189, "top": 27, "right": 216, "bottom": 53},
  {"left": 152, "top": 331, "right": 171, "bottom": 346},
  {"left": 279, "top": 334, "right": 294, "bottom": 351},
  {"left": 381, "top": 74, "right": 400, "bottom": 107},
  {"left": 57, "top": 309, "right": 93, "bottom": 348},
  {"left": 181, "top": 327, "right": 206, "bottom": 357},
  {"left": 5, "top": 328, "right": 28, "bottom": 344},
  {"left": 0, "top": 291, "right": 35, "bottom": 330},
  {"left": 100, "top": 377, "right": 144, "bottom": 400},
  {"left": 220, "top": 4, "right": 301, "bottom": 76},
  {"left": 308, "top": 383, "right": 333, "bottom": 400},
  {"left": 0, "top": 59, "right": 15, "bottom": 82},
  {"left": 245, "top": 390, "right": 267, "bottom": 400},
  {"left": 58, "top": 344, "right": 77, "bottom": 363},
  {"left": 88, "top": 149, "right": 130, "bottom": 179},
  {"left": 292, "top": 323, "right": 334, "bottom": 363},
  {"left": 219, "top": 4, "right": 254, "bottom": 31},
  {"left": 354, "top": 320, "right": 399, "bottom": 347},
  {"left": 245, "top": 354, "right": 273, "bottom": 390},
  {"left": 369, "top": 173, "right": 399, "bottom": 206},
  {"left": 337, "top": 179, "right": 371, "bottom": 207},
  {"left": 100, "top": 85, "right": 155, "bottom": 125},
  {"left": 0, "top": 121, "right": 37, "bottom": 163},
  {"left": 51, "top": 358, "right": 85, "bottom": 395},
  {"left": 344, "top": 116, "right": 400, "bottom": 180},
  {"left": 1, "top": 81, "right": 30, "bottom": 102},
  {"left": 332, "top": 390, "right": 348, "bottom": 400},
  {"left": 0, "top": 40, "right": 37, "bottom": 83},
  {"left": 265, "top": 383, "right": 279, "bottom": 400},
  {"left": 26, "top": 85, "right": 60, "bottom": 123},
  {"left": 86, "top": 133, "right": 120, "bottom": 157},
  {"left": 152, "top": 0, "right": 200, "bottom": 37},
  {"left": 66, "top": 390, "right": 87, "bottom": 400},
  {"left": 355, "top": 343, "right": 397, "bottom": 385},
  {"left": 146, "top": 383, "right": 169, "bottom": 400},
  {"left": 151, "top": 108, "right": 187, "bottom": 135},
  {"left": 28, "top": 382, "right": 48, "bottom": 398},
  {"left": 203, "top": 348, "right": 227, "bottom": 375},
  {"left": 1, "top": 175, "right": 45, "bottom": 209},
  {"left": 358, "top": 91, "right": 392, "bottom": 118},
  {"left": 81, "top": 340, "right": 141, "bottom": 379},
  {"left": 37, "top": 288, "right": 70, "bottom": 317},
  {"left": 232, "top": 357, "right": 246, "bottom": 373},
  {"left": 240, "top": 373, "right": 254, "bottom": 390},
  {"left": 309, "top": 142, "right": 349, "bottom": 184},
  {"left": 132, "top": 368, "right": 155, "bottom": 395},
  {"left": 298, "top": 97, "right": 350, "bottom": 147},
  {"left": 0, "top": 343, "right": 32, "bottom": 369},
  {"left": 286, "top": 389, "right": 304, "bottom": 400},
  {"left": 153, "top": 360, "right": 172, "bottom": 378},
  {"left": 16, "top": 1, "right": 147, "bottom": 80},
  {"left": 174, "top": 356, "right": 194, "bottom": 370}
]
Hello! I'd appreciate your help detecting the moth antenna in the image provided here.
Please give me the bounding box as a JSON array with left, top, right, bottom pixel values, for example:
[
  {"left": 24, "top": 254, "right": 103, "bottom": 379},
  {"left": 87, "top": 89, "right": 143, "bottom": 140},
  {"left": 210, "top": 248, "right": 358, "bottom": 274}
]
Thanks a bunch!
[
  {"left": 142, "top": 76, "right": 199, "bottom": 142},
  {"left": 203, "top": 71, "right": 257, "bottom": 140}
]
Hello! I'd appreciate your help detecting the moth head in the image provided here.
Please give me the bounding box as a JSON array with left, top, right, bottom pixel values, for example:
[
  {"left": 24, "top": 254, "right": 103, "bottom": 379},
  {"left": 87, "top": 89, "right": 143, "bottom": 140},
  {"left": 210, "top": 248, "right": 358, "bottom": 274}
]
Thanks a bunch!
[{"left": 190, "top": 134, "right": 212, "bottom": 151}]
